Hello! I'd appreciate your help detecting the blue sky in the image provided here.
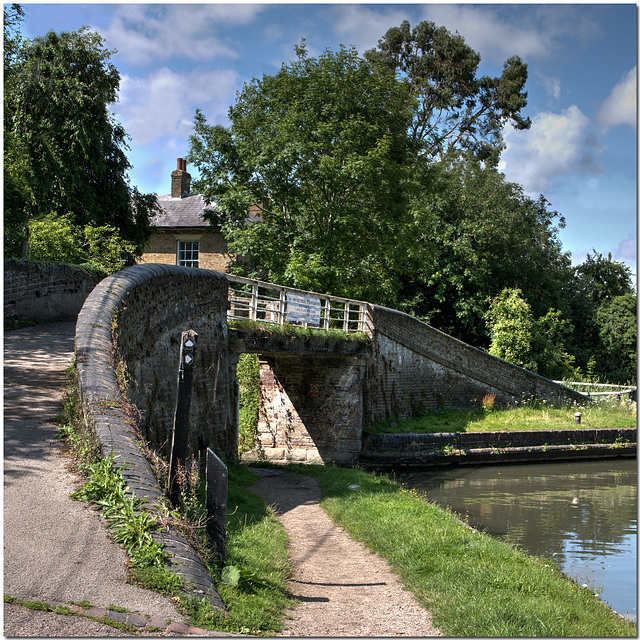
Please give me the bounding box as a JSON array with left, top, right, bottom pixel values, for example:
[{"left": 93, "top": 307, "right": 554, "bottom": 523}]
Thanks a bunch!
[{"left": 18, "top": 2, "right": 637, "bottom": 277}]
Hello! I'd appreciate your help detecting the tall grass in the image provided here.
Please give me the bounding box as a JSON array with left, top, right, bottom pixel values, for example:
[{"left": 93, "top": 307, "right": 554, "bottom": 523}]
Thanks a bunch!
[{"left": 191, "top": 465, "right": 294, "bottom": 635}]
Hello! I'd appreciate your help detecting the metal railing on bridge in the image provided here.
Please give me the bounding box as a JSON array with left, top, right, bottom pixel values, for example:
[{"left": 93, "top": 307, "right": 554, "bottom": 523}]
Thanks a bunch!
[{"left": 227, "top": 274, "right": 369, "bottom": 333}]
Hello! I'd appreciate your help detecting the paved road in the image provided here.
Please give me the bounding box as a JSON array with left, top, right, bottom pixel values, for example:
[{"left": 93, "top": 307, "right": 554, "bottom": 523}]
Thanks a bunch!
[{"left": 3, "top": 323, "right": 189, "bottom": 636}]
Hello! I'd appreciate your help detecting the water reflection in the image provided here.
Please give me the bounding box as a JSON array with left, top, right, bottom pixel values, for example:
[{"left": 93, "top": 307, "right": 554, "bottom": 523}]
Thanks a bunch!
[{"left": 400, "top": 459, "right": 637, "bottom": 621}]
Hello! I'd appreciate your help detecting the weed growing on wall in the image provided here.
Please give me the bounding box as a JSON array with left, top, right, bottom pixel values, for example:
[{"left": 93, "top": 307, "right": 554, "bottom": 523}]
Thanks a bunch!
[
  {"left": 55, "top": 362, "right": 101, "bottom": 464},
  {"left": 72, "top": 454, "right": 169, "bottom": 568}
]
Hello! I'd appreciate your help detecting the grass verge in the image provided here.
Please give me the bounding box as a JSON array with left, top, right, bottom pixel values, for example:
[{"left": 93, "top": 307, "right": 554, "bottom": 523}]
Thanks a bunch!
[
  {"left": 286, "top": 464, "right": 636, "bottom": 637},
  {"left": 372, "top": 397, "right": 636, "bottom": 435},
  {"left": 191, "top": 464, "right": 295, "bottom": 635}
]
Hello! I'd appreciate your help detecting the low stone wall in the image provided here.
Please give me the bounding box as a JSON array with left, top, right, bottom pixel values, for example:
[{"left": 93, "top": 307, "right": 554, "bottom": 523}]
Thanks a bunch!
[
  {"left": 364, "top": 305, "right": 586, "bottom": 426},
  {"left": 4, "top": 259, "right": 103, "bottom": 323},
  {"left": 360, "top": 428, "right": 637, "bottom": 469},
  {"left": 75, "top": 263, "right": 234, "bottom": 608}
]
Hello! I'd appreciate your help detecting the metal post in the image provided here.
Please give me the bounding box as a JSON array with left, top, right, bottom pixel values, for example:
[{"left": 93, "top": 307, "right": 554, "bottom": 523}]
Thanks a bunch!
[
  {"left": 206, "top": 447, "right": 228, "bottom": 563},
  {"left": 168, "top": 330, "right": 197, "bottom": 504}
]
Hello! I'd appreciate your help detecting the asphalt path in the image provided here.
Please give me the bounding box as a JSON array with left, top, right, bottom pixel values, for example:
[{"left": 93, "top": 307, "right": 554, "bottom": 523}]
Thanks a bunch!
[{"left": 3, "top": 322, "right": 189, "bottom": 636}]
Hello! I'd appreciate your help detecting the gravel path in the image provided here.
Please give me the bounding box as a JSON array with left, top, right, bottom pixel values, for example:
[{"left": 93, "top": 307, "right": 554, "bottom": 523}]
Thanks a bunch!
[
  {"left": 3, "top": 323, "right": 190, "bottom": 636},
  {"left": 248, "top": 469, "right": 442, "bottom": 637}
]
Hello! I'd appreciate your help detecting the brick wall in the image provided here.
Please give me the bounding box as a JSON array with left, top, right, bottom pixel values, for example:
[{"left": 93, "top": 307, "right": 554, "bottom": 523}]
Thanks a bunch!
[
  {"left": 254, "top": 354, "right": 367, "bottom": 465},
  {"left": 363, "top": 304, "right": 585, "bottom": 425},
  {"left": 4, "top": 259, "right": 103, "bottom": 322},
  {"left": 138, "top": 230, "right": 233, "bottom": 272},
  {"left": 76, "top": 264, "right": 238, "bottom": 463}
]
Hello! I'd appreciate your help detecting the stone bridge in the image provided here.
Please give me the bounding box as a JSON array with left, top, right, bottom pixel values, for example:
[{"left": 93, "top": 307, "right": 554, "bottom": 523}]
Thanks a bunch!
[{"left": 66, "top": 264, "right": 585, "bottom": 467}]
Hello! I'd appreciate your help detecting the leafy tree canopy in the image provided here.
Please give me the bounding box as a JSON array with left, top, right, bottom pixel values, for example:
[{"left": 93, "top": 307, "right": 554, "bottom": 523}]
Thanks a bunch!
[
  {"left": 595, "top": 293, "right": 637, "bottom": 384},
  {"left": 364, "top": 19, "right": 531, "bottom": 164},
  {"left": 486, "top": 288, "right": 537, "bottom": 372},
  {"left": 28, "top": 213, "right": 137, "bottom": 274},
  {"left": 396, "top": 157, "right": 572, "bottom": 345},
  {"left": 188, "top": 43, "right": 416, "bottom": 303},
  {"left": 4, "top": 16, "right": 158, "bottom": 257},
  {"left": 572, "top": 250, "right": 635, "bottom": 306}
]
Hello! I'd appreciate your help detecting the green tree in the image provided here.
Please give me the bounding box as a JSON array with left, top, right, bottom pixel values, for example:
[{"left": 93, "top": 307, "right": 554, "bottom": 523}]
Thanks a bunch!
[
  {"left": 28, "top": 214, "right": 83, "bottom": 265},
  {"left": 565, "top": 251, "right": 636, "bottom": 377},
  {"left": 364, "top": 20, "right": 531, "bottom": 164},
  {"left": 486, "top": 288, "right": 579, "bottom": 379},
  {"left": 188, "top": 43, "right": 416, "bottom": 303},
  {"left": 4, "top": 21, "right": 158, "bottom": 256},
  {"left": 572, "top": 251, "right": 634, "bottom": 306},
  {"left": 595, "top": 294, "right": 637, "bottom": 384},
  {"left": 28, "top": 213, "right": 136, "bottom": 274},
  {"left": 396, "top": 158, "right": 572, "bottom": 345},
  {"left": 486, "top": 288, "right": 537, "bottom": 371},
  {"left": 531, "top": 308, "right": 577, "bottom": 380}
]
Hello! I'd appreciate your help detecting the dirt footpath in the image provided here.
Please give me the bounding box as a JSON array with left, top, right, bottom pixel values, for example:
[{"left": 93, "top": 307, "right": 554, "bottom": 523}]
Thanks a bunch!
[{"left": 249, "top": 469, "right": 442, "bottom": 637}]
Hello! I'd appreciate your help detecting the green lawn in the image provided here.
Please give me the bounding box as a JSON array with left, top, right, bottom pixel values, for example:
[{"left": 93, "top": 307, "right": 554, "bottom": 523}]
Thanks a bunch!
[{"left": 371, "top": 398, "right": 636, "bottom": 435}]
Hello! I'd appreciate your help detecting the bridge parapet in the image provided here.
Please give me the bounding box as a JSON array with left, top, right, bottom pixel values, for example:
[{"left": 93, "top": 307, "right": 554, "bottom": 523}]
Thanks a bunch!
[{"left": 227, "top": 274, "right": 371, "bottom": 334}]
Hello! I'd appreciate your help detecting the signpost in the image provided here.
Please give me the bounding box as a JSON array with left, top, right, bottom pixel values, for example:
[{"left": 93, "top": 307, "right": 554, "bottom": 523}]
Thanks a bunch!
[
  {"left": 168, "top": 330, "right": 197, "bottom": 504},
  {"left": 205, "top": 447, "right": 228, "bottom": 563}
]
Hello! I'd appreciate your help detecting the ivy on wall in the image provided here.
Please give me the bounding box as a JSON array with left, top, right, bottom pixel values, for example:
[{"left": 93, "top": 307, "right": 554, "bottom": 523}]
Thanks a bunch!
[{"left": 237, "top": 353, "right": 260, "bottom": 453}]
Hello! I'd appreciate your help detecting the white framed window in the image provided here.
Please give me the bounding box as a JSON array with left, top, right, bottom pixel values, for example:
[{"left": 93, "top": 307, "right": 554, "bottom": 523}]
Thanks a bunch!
[{"left": 177, "top": 240, "right": 199, "bottom": 268}]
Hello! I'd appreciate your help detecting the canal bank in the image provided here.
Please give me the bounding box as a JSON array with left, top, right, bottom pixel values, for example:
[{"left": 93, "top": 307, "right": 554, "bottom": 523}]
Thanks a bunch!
[
  {"left": 359, "top": 427, "right": 636, "bottom": 470},
  {"left": 397, "top": 459, "right": 637, "bottom": 622},
  {"left": 291, "top": 464, "right": 636, "bottom": 636}
]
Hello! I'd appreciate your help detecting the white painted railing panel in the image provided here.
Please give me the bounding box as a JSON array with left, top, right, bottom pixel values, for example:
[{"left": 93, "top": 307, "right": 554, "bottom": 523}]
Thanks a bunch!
[{"left": 227, "top": 274, "right": 370, "bottom": 333}]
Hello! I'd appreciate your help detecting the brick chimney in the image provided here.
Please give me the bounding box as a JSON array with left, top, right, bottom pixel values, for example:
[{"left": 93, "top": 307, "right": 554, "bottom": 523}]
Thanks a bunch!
[{"left": 171, "top": 158, "right": 191, "bottom": 198}]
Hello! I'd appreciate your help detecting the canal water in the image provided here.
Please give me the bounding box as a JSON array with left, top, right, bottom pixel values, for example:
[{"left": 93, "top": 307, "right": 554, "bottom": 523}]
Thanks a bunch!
[{"left": 399, "top": 459, "right": 637, "bottom": 621}]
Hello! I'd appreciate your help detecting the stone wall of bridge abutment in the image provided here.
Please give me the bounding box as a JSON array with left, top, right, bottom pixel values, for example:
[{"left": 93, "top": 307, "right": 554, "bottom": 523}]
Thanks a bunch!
[{"left": 362, "top": 304, "right": 587, "bottom": 427}]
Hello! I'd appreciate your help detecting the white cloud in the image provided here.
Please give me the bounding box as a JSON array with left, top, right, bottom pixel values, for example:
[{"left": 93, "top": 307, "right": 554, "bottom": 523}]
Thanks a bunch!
[
  {"left": 114, "top": 67, "right": 240, "bottom": 145},
  {"left": 598, "top": 67, "right": 637, "bottom": 130},
  {"left": 613, "top": 233, "right": 637, "bottom": 265},
  {"left": 329, "top": 5, "right": 412, "bottom": 52},
  {"left": 423, "top": 5, "right": 553, "bottom": 63},
  {"left": 101, "top": 4, "right": 264, "bottom": 66},
  {"left": 499, "top": 106, "right": 599, "bottom": 193},
  {"left": 539, "top": 74, "right": 561, "bottom": 101}
]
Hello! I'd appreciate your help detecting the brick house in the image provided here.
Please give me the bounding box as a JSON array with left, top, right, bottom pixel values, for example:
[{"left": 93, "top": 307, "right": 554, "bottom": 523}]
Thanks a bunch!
[{"left": 138, "top": 158, "right": 234, "bottom": 271}]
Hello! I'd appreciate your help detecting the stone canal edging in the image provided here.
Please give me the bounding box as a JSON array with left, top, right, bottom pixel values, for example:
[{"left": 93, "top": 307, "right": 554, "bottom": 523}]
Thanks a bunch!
[{"left": 359, "top": 428, "right": 637, "bottom": 469}]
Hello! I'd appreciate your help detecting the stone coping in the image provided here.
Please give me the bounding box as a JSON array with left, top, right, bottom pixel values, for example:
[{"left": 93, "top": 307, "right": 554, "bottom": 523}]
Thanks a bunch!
[
  {"left": 75, "top": 264, "right": 225, "bottom": 610},
  {"left": 360, "top": 428, "right": 637, "bottom": 470}
]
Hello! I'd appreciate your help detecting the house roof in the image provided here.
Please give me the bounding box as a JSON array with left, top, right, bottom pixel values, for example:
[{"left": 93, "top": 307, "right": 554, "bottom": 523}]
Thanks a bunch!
[
  {"left": 151, "top": 194, "right": 215, "bottom": 228},
  {"left": 151, "top": 193, "right": 262, "bottom": 229}
]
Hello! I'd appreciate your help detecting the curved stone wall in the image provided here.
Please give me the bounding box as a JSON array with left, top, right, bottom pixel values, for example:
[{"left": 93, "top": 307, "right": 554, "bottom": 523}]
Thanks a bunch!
[
  {"left": 4, "top": 259, "right": 103, "bottom": 323},
  {"left": 75, "top": 264, "right": 233, "bottom": 608}
]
